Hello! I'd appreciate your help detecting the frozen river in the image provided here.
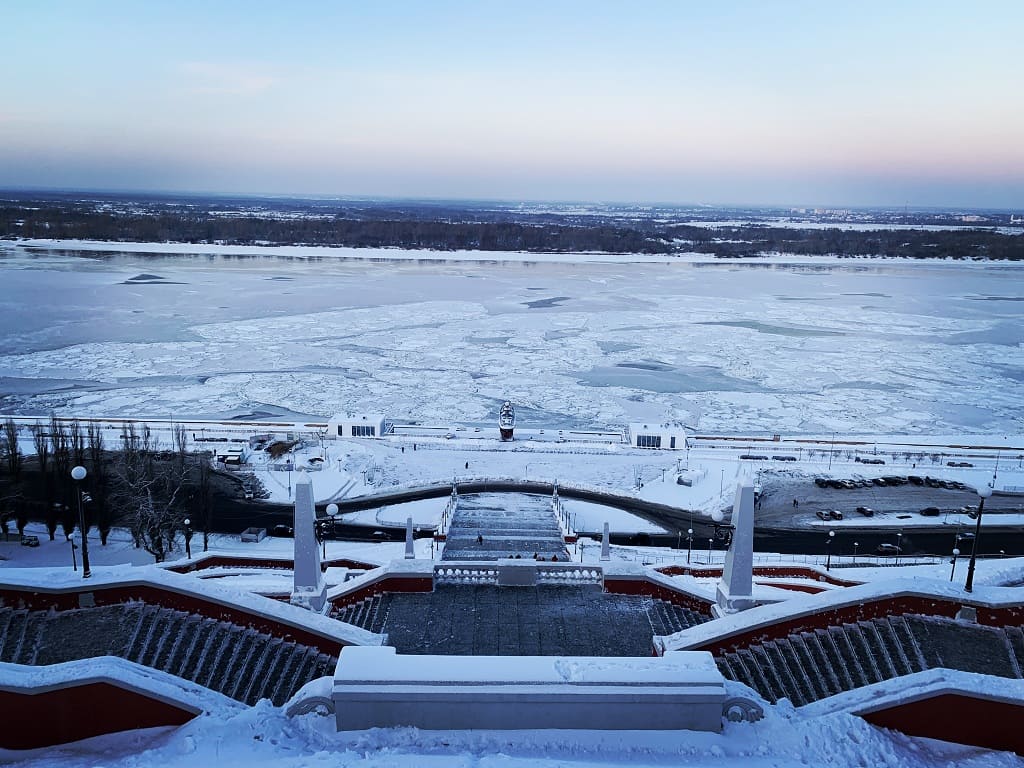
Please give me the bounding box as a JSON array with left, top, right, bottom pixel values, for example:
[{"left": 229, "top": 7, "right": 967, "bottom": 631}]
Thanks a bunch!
[{"left": 1, "top": 241, "right": 1022, "bottom": 436}]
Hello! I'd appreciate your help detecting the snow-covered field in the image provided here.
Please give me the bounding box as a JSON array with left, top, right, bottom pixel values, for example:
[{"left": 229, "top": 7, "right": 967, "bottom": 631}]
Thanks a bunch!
[
  {"left": 8, "top": 695, "right": 1024, "bottom": 768},
  {"left": 2, "top": 240, "right": 1022, "bottom": 437}
]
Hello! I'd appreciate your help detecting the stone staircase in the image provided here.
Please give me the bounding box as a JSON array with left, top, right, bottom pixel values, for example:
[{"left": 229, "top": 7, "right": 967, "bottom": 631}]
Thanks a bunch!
[
  {"left": 353, "top": 585, "right": 710, "bottom": 657},
  {"left": 441, "top": 493, "right": 569, "bottom": 561},
  {"left": 716, "top": 614, "right": 1024, "bottom": 707},
  {"left": 332, "top": 594, "right": 390, "bottom": 634},
  {"left": 646, "top": 599, "right": 708, "bottom": 636},
  {"left": 0, "top": 604, "right": 336, "bottom": 706}
]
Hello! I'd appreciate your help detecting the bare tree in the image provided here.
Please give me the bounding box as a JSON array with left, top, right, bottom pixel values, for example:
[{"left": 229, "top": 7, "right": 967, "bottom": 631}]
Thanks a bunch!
[
  {"left": 50, "top": 415, "right": 75, "bottom": 539},
  {"left": 86, "top": 421, "right": 113, "bottom": 545},
  {"left": 2, "top": 418, "right": 22, "bottom": 480},
  {"left": 197, "top": 452, "right": 212, "bottom": 552},
  {"left": 70, "top": 419, "right": 86, "bottom": 467},
  {"left": 30, "top": 422, "right": 58, "bottom": 540},
  {"left": 111, "top": 422, "right": 190, "bottom": 562},
  {"left": 31, "top": 422, "right": 50, "bottom": 478}
]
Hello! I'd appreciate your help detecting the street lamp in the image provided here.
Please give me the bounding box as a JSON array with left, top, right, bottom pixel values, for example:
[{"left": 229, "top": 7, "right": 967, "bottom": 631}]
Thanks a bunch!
[
  {"left": 964, "top": 484, "right": 994, "bottom": 593},
  {"left": 69, "top": 532, "right": 77, "bottom": 572},
  {"left": 687, "top": 528, "right": 693, "bottom": 564},
  {"left": 326, "top": 503, "right": 339, "bottom": 560},
  {"left": 826, "top": 530, "right": 835, "bottom": 571},
  {"left": 183, "top": 518, "right": 193, "bottom": 559},
  {"left": 895, "top": 532, "right": 902, "bottom": 567},
  {"left": 708, "top": 537, "right": 714, "bottom": 565},
  {"left": 853, "top": 541, "right": 859, "bottom": 562},
  {"left": 70, "top": 465, "right": 91, "bottom": 578},
  {"left": 950, "top": 547, "right": 961, "bottom": 581}
]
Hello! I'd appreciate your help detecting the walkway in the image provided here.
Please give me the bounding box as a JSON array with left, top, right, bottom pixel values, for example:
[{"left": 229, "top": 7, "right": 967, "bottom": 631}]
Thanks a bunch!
[{"left": 441, "top": 493, "right": 569, "bottom": 561}]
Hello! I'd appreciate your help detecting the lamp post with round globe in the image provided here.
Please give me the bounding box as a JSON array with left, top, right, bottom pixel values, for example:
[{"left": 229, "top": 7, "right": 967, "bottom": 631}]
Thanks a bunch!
[
  {"left": 70, "top": 465, "right": 91, "bottom": 578},
  {"left": 686, "top": 528, "right": 694, "bottom": 564},
  {"left": 965, "top": 484, "right": 994, "bottom": 593},
  {"left": 826, "top": 530, "right": 836, "bottom": 571},
  {"left": 325, "top": 503, "right": 340, "bottom": 560},
  {"left": 709, "top": 509, "right": 725, "bottom": 564}
]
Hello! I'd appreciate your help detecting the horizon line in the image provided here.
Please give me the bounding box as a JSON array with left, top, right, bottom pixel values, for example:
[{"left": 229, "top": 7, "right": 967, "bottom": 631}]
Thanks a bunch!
[{"left": 0, "top": 185, "right": 1021, "bottom": 215}]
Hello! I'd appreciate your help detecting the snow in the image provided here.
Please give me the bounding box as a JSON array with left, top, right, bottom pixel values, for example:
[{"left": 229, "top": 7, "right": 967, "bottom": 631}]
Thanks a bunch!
[
  {"left": 334, "top": 645, "right": 722, "bottom": 685},
  {"left": 0, "top": 557, "right": 383, "bottom": 648},
  {"left": 657, "top": 574, "right": 1024, "bottom": 654},
  {"left": 4, "top": 679, "right": 1022, "bottom": 767},
  {"left": 804, "top": 669, "right": 1024, "bottom": 717},
  {"left": 3, "top": 240, "right": 1023, "bottom": 438},
  {"left": 0, "top": 656, "right": 241, "bottom": 714},
  {"left": 3, "top": 241, "right": 1024, "bottom": 764}
]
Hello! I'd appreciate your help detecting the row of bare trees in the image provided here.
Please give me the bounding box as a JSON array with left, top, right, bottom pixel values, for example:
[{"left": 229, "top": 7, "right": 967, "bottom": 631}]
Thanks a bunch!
[{"left": 1, "top": 418, "right": 213, "bottom": 561}]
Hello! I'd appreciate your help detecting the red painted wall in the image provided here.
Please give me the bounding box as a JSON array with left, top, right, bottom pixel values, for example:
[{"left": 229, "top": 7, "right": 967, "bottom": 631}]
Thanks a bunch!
[
  {"left": 657, "top": 564, "right": 858, "bottom": 588},
  {"left": 0, "top": 682, "right": 195, "bottom": 750},
  {"left": 166, "top": 555, "right": 377, "bottom": 574},
  {"left": 862, "top": 693, "right": 1024, "bottom": 755},
  {"left": 604, "top": 577, "right": 713, "bottom": 614},
  {"left": 329, "top": 576, "right": 434, "bottom": 611}
]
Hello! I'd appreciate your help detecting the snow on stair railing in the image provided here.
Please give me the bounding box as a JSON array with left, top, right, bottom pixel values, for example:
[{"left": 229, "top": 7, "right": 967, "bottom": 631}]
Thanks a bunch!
[
  {"left": 431, "top": 562, "right": 604, "bottom": 587},
  {"left": 536, "top": 565, "right": 603, "bottom": 585},
  {"left": 434, "top": 565, "right": 499, "bottom": 585}
]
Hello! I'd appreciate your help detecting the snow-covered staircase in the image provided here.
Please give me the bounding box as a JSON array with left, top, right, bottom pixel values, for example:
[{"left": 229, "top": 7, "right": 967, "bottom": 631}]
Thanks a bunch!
[
  {"left": 715, "top": 614, "right": 1024, "bottom": 707},
  {"left": 0, "top": 604, "right": 336, "bottom": 706}
]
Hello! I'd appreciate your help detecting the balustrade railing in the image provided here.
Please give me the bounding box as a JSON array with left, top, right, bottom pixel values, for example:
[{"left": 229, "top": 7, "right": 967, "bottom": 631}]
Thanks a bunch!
[{"left": 433, "top": 562, "right": 603, "bottom": 587}]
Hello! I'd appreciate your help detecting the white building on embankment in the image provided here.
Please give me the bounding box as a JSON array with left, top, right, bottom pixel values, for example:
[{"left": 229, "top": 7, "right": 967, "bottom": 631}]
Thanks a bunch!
[
  {"left": 328, "top": 413, "right": 386, "bottom": 439},
  {"left": 628, "top": 421, "right": 688, "bottom": 450}
]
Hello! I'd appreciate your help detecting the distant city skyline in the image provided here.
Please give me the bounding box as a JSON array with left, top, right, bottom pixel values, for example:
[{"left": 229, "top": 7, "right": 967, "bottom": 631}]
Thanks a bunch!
[{"left": 2, "top": 1, "right": 1022, "bottom": 208}]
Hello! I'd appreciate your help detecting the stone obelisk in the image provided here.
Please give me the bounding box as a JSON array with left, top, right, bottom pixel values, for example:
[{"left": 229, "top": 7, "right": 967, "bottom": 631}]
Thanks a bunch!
[
  {"left": 291, "top": 474, "right": 327, "bottom": 612},
  {"left": 714, "top": 479, "right": 756, "bottom": 616}
]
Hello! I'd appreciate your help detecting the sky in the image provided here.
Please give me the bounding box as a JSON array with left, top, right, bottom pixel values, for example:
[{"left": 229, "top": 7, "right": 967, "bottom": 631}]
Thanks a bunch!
[{"left": 1, "top": 1, "right": 1022, "bottom": 208}]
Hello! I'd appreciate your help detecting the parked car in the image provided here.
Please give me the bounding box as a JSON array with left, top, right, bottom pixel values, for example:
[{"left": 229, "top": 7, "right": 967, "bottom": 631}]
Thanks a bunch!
[
  {"left": 920, "top": 506, "right": 941, "bottom": 517},
  {"left": 269, "top": 524, "right": 294, "bottom": 538},
  {"left": 947, "top": 461, "right": 974, "bottom": 468},
  {"left": 814, "top": 477, "right": 830, "bottom": 488},
  {"left": 855, "top": 506, "right": 875, "bottom": 517},
  {"left": 860, "top": 458, "right": 885, "bottom": 465},
  {"left": 829, "top": 509, "right": 844, "bottom": 521},
  {"left": 877, "top": 543, "right": 900, "bottom": 555},
  {"left": 907, "top": 475, "right": 924, "bottom": 485},
  {"left": 815, "top": 510, "right": 831, "bottom": 521}
]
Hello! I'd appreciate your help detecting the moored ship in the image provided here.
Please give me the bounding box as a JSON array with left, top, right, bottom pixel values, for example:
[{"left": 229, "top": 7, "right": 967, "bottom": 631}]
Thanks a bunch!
[{"left": 498, "top": 401, "right": 516, "bottom": 441}]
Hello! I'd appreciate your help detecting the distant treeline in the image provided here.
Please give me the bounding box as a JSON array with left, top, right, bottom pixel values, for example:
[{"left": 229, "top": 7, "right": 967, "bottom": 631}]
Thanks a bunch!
[
  {"left": 672, "top": 225, "right": 1024, "bottom": 260},
  {"left": 2, "top": 199, "right": 1022, "bottom": 259},
  {"left": 0, "top": 205, "right": 670, "bottom": 254}
]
